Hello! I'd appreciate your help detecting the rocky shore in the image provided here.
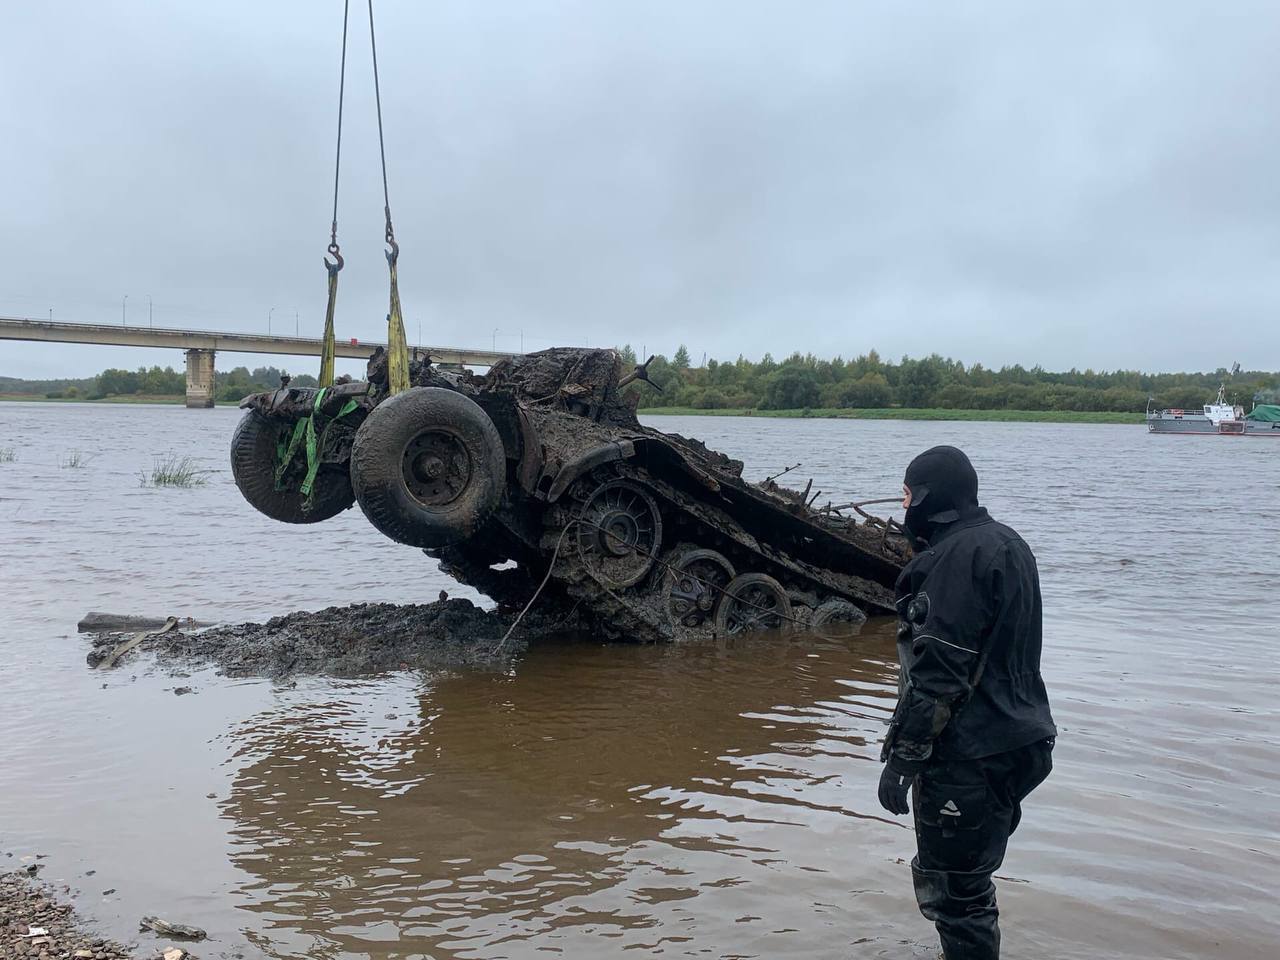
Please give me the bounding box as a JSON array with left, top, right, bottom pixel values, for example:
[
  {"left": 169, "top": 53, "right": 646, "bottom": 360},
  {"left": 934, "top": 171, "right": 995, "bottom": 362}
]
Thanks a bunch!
[{"left": 0, "top": 871, "right": 132, "bottom": 960}]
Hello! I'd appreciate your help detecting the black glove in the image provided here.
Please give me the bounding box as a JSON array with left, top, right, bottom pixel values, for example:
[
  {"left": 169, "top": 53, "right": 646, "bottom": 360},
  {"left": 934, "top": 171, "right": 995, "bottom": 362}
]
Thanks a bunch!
[{"left": 877, "top": 757, "right": 919, "bottom": 816}]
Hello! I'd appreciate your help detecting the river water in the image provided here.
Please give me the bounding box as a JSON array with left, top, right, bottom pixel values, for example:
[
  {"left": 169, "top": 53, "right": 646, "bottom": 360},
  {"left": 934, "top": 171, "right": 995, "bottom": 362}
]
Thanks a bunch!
[{"left": 0, "top": 402, "right": 1276, "bottom": 959}]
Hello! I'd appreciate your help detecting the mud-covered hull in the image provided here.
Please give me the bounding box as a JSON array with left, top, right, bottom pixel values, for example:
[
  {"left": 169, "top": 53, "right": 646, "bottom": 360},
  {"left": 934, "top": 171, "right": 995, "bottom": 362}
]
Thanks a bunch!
[{"left": 233, "top": 348, "right": 909, "bottom": 642}]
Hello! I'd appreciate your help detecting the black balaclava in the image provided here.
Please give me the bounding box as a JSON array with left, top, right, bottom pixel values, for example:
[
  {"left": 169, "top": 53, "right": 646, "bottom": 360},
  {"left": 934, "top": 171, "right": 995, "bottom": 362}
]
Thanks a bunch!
[{"left": 902, "top": 445, "right": 980, "bottom": 546}]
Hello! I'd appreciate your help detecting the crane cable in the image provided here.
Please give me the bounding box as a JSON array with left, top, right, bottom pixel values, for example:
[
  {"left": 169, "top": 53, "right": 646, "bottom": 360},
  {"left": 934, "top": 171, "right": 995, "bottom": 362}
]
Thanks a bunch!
[
  {"left": 317, "top": 0, "right": 409, "bottom": 395},
  {"left": 285, "top": 0, "right": 401, "bottom": 507},
  {"left": 318, "top": 0, "right": 351, "bottom": 389},
  {"left": 366, "top": 0, "right": 410, "bottom": 395}
]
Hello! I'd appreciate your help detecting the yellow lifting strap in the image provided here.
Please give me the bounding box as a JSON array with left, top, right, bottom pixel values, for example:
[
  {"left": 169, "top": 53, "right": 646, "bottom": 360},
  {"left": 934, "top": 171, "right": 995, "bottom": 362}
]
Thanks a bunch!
[
  {"left": 319, "top": 247, "right": 342, "bottom": 388},
  {"left": 385, "top": 246, "right": 410, "bottom": 394}
]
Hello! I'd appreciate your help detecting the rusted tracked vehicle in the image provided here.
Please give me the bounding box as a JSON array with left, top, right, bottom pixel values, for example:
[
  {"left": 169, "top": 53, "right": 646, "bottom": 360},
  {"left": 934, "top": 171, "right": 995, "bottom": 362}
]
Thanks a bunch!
[{"left": 231, "top": 348, "right": 909, "bottom": 641}]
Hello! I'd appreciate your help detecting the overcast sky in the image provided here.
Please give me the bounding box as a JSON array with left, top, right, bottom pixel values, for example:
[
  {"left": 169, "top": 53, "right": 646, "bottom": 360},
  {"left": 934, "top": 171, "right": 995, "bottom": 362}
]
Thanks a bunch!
[{"left": 3, "top": 0, "right": 1278, "bottom": 380}]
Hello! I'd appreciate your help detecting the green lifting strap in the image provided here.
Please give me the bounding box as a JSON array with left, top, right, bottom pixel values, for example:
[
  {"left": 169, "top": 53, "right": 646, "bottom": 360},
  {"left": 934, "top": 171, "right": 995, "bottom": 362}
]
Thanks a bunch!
[{"left": 274, "top": 388, "right": 360, "bottom": 500}]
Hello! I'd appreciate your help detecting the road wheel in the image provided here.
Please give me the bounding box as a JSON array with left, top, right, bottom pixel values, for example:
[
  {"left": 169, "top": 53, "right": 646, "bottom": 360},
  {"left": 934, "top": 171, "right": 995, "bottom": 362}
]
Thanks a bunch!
[
  {"left": 714, "top": 572, "right": 793, "bottom": 636},
  {"left": 350, "top": 387, "right": 505, "bottom": 548},
  {"left": 230, "top": 409, "right": 354, "bottom": 524},
  {"left": 574, "top": 479, "right": 663, "bottom": 588},
  {"left": 662, "top": 546, "right": 735, "bottom": 630}
]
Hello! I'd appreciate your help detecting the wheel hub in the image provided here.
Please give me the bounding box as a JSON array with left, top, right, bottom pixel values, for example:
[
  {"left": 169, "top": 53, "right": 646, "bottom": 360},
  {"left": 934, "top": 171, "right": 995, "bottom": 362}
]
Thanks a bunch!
[
  {"left": 598, "top": 509, "right": 640, "bottom": 556},
  {"left": 403, "top": 430, "right": 471, "bottom": 506},
  {"left": 417, "top": 454, "right": 445, "bottom": 480}
]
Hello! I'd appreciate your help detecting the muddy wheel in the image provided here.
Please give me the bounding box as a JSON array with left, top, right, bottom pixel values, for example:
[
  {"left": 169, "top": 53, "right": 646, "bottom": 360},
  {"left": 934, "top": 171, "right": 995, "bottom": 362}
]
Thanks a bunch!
[
  {"left": 662, "top": 547, "right": 735, "bottom": 630},
  {"left": 231, "top": 409, "right": 355, "bottom": 524},
  {"left": 575, "top": 479, "right": 663, "bottom": 588},
  {"left": 808, "top": 599, "right": 868, "bottom": 638},
  {"left": 714, "top": 573, "right": 794, "bottom": 635},
  {"left": 350, "top": 387, "right": 505, "bottom": 549}
]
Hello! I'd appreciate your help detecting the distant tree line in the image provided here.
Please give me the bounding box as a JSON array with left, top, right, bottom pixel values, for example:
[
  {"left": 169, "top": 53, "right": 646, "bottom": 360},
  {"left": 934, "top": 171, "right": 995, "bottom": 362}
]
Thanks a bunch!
[
  {"left": 95, "top": 365, "right": 316, "bottom": 401},
  {"left": 4, "top": 353, "right": 1276, "bottom": 412},
  {"left": 0, "top": 365, "right": 316, "bottom": 401},
  {"left": 212, "top": 365, "right": 316, "bottom": 401},
  {"left": 615, "top": 346, "right": 1280, "bottom": 413}
]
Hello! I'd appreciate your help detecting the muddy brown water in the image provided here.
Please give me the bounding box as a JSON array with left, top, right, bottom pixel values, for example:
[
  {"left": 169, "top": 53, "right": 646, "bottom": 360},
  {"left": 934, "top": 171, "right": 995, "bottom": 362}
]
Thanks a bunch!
[{"left": 0, "top": 402, "right": 1276, "bottom": 959}]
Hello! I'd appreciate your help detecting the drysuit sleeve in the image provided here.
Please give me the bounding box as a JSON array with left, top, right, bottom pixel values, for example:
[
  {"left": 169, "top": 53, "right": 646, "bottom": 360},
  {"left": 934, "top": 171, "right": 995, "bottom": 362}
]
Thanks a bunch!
[{"left": 891, "top": 548, "right": 1003, "bottom": 767}]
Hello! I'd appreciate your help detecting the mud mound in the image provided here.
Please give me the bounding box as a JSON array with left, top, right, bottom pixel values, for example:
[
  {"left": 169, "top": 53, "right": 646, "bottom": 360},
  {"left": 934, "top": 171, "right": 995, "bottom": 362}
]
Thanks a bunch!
[{"left": 87, "top": 599, "right": 580, "bottom": 679}]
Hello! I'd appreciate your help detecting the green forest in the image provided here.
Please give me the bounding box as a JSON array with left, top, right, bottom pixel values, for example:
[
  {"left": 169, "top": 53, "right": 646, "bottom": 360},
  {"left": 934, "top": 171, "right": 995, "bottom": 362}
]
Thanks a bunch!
[
  {"left": 615, "top": 347, "right": 1279, "bottom": 414},
  {"left": 2, "top": 350, "right": 1277, "bottom": 414},
  {"left": 0, "top": 365, "right": 315, "bottom": 402}
]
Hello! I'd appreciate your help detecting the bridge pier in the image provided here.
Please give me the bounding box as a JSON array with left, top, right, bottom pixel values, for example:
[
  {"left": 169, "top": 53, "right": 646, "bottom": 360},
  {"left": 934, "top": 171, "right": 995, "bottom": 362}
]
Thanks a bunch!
[{"left": 184, "top": 348, "right": 216, "bottom": 408}]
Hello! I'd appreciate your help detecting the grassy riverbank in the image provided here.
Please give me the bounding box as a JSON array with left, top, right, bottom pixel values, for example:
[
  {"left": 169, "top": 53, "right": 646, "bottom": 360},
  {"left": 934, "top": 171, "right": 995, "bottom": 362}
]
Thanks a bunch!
[
  {"left": 0, "top": 393, "right": 184, "bottom": 404},
  {"left": 639, "top": 406, "right": 1143, "bottom": 424},
  {"left": 0, "top": 393, "right": 1143, "bottom": 422}
]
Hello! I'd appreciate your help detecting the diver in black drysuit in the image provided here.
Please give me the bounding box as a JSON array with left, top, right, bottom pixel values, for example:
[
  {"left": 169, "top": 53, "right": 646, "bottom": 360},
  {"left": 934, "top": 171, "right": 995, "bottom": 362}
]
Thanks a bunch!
[{"left": 878, "top": 445, "right": 1056, "bottom": 960}]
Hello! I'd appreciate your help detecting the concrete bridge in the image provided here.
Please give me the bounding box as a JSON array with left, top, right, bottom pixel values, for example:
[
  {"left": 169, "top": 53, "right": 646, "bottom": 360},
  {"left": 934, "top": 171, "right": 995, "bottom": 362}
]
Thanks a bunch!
[{"left": 0, "top": 317, "right": 516, "bottom": 407}]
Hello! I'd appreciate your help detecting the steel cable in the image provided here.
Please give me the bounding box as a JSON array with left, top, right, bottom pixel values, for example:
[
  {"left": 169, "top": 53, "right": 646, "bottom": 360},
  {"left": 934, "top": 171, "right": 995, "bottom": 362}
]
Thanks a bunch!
[
  {"left": 366, "top": 0, "right": 393, "bottom": 241},
  {"left": 329, "top": 0, "right": 350, "bottom": 250}
]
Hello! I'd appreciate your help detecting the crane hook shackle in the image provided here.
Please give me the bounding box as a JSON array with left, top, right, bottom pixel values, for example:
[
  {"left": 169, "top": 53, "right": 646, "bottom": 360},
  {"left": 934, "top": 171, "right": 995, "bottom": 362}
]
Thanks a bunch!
[
  {"left": 324, "top": 242, "right": 345, "bottom": 275},
  {"left": 383, "top": 206, "right": 398, "bottom": 263}
]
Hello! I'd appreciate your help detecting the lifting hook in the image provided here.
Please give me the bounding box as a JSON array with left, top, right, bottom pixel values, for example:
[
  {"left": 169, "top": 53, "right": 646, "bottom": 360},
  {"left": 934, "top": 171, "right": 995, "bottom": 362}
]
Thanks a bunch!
[{"left": 324, "top": 241, "right": 344, "bottom": 274}]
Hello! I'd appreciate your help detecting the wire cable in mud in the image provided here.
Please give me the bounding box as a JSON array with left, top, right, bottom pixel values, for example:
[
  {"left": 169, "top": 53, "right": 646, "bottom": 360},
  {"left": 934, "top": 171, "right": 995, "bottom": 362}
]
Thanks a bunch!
[{"left": 495, "top": 521, "right": 580, "bottom": 651}]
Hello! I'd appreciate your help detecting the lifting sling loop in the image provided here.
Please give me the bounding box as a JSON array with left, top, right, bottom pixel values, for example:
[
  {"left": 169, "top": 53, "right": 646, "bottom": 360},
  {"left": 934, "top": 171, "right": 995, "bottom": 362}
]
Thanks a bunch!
[
  {"left": 274, "top": 1, "right": 411, "bottom": 507},
  {"left": 316, "top": 0, "right": 409, "bottom": 394},
  {"left": 367, "top": 0, "right": 410, "bottom": 394}
]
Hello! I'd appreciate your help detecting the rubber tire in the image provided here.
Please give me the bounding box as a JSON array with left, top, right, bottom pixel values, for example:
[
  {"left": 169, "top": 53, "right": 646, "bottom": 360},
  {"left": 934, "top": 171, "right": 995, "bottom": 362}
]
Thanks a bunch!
[
  {"left": 230, "top": 409, "right": 355, "bottom": 524},
  {"left": 350, "top": 386, "right": 505, "bottom": 549}
]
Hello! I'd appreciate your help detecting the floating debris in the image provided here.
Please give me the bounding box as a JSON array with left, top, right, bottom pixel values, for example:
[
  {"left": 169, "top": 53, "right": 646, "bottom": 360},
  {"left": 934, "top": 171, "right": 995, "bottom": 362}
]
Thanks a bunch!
[{"left": 138, "top": 918, "right": 205, "bottom": 942}]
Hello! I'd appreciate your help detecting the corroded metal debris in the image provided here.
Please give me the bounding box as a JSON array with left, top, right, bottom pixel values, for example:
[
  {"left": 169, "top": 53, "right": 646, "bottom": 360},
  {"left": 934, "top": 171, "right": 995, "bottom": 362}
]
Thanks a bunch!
[{"left": 232, "top": 347, "right": 909, "bottom": 642}]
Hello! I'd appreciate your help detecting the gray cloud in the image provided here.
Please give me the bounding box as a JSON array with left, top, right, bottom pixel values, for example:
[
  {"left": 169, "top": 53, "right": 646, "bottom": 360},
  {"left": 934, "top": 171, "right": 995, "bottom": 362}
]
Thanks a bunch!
[{"left": 3, "top": 0, "right": 1278, "bottom": 379}]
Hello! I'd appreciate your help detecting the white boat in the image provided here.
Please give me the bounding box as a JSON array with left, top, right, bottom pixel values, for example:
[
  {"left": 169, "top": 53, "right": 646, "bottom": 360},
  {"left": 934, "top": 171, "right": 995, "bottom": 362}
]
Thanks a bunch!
[{"left": 1147, "top": 383, "right": 1280, "bottom": 437}]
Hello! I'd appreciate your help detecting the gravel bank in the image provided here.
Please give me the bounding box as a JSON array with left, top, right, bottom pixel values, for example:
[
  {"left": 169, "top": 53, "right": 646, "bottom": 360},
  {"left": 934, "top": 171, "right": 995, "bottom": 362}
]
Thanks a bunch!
[{"left": 0, "top": 871, "right": 132, "bottom": 960}]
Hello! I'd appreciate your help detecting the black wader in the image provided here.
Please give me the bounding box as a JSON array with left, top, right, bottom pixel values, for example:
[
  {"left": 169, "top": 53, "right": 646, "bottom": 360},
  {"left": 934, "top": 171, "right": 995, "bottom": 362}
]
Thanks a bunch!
[
  {"left": 911, "top": 739, "right": 1054, "bottom": 960},
  {"left": 881, "top": 446, "right": 1057, "bottom": 960}
]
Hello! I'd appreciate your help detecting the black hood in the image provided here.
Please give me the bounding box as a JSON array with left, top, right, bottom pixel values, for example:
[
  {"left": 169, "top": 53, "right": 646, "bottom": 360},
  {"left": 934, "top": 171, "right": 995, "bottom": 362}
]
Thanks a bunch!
[{"left": 903, "top": 445, "right": 980, "bottom": 545}]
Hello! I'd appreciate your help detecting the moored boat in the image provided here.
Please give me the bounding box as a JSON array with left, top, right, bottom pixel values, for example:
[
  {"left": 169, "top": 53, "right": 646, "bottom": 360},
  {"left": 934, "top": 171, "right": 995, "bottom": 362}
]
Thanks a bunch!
[{"left": 1147, "top": 383, "right": 1280, "bottom": 436}]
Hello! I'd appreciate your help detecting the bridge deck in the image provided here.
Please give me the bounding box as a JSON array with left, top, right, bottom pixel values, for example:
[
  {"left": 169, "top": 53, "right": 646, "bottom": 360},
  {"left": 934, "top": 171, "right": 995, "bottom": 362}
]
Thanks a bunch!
[{"left": 0, "top": 317, "right": 515, "bottom": 366}]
